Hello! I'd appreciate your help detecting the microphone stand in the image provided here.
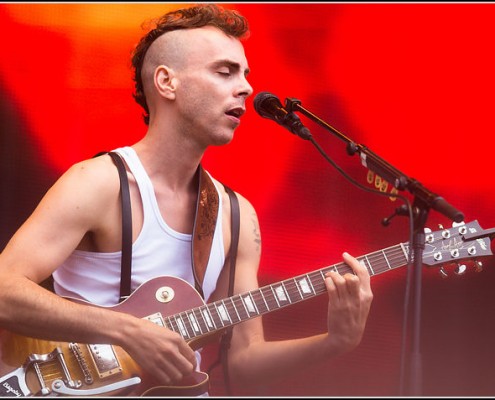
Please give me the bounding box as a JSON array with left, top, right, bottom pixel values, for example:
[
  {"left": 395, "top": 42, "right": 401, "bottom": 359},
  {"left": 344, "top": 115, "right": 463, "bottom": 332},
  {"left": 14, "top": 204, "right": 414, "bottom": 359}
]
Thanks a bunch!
[{"left": 284, "top": 97, "right": 464, "bottom": 396}]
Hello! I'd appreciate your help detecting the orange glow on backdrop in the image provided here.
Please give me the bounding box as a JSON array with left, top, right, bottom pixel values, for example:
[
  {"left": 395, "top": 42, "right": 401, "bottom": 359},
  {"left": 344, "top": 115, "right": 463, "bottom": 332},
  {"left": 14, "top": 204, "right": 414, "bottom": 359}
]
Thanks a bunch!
[{"left": 1, "top": 2, "right": 494, "bottom": 397}]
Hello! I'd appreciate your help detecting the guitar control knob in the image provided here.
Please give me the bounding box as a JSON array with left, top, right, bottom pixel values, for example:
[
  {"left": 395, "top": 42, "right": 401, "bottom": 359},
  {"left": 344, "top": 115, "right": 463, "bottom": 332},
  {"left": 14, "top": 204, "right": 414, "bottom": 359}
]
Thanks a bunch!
[
  {"left": 454, "top": 264, "right": 467, "bottom": 275},
  {"left": 475, "top": 261, "right": 483, "bottom": 272},
  {"left": 155, "top": 286, "right": 175, "bottom": 303},
  {"left": 439, "top": 267, "right": 448, "bottom": 278}
]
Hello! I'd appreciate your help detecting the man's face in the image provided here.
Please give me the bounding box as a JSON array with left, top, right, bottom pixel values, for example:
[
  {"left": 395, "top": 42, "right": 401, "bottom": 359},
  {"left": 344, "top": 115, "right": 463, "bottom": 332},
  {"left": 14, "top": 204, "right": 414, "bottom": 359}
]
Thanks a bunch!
[{"left": 166, "top": 26, "right": 253, "bottom": 147}]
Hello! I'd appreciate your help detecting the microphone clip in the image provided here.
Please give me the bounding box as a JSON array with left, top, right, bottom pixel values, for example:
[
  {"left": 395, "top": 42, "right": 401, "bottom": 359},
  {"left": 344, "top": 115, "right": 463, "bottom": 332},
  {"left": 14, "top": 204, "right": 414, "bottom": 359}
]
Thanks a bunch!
[
  {"left": 284, "top": 97, "right": 302, "bottom": 113},
  {"left": 284, "top": 98, "right": 312, "bottom": 140}
]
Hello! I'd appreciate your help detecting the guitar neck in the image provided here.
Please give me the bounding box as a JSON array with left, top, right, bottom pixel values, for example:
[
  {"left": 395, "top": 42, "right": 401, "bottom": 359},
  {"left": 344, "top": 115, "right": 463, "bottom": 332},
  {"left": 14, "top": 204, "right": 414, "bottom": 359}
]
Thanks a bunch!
[{"left": 163, "top": 242, "right": 410, "bottom": 341}]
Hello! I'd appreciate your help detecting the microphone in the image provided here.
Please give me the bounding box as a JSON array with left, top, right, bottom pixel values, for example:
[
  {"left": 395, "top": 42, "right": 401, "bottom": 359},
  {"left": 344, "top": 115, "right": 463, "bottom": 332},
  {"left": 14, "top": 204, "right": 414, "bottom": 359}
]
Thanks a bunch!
[{"left": 253, "top": 92, "right": 312, "bottom": 140}]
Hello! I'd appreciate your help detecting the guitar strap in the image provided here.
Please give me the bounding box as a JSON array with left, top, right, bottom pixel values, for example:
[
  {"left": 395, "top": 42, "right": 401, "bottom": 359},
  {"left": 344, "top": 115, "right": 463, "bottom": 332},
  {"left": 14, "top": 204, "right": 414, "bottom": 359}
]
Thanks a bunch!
[
  {"left": 191, "top": 165, "right": 220, "bottom": 299},
  {"left": 217, "top": 184, "right": 240, "bottom": 396}
]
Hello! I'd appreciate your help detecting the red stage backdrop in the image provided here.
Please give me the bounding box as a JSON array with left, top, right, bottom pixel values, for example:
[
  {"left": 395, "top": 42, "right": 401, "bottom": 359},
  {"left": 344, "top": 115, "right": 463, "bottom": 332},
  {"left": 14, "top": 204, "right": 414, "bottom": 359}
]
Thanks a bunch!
[{"left": 1, "top": 3, "right": 494, "bottom": 397}]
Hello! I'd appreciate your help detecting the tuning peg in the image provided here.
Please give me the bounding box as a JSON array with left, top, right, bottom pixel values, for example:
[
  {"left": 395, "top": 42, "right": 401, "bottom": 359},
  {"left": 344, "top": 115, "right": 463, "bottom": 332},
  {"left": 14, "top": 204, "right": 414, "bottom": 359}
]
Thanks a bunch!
[
  {"left": 454, "top": 264, "right": 467, "bottom": 275},
  {"left": 424, "top": 227, "right": 434, "bottom": 244},
  {"left": 453, "top": 221, "right": 467, "bottom": 235},
  {"left": 439, "top": 267, "right": 448, "bottom": 278}
]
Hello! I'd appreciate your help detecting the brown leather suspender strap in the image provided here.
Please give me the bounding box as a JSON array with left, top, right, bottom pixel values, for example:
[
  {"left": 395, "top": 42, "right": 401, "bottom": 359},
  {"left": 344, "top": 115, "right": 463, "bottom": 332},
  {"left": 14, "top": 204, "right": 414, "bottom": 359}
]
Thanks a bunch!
[
  {"left": 219, "top": 184, "right": 240, "bottom": 396},
  {"left": 224, "top": 184, "right": 240, "bottom": 309},
  {"left": 205, "top": 184, "right": 240, "bottom": 395},
  {"left": 106, "top": 152, "right": 133, "bottom": 301}
]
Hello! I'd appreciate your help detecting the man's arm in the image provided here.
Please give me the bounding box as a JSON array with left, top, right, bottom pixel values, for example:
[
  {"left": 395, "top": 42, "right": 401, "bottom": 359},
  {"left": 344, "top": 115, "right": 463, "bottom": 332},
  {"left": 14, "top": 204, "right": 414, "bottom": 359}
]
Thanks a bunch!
[
  {"left": 0, "top": 155, "right": 197, "bottom": 384},
  {"left": 224, "top": 193, "right": 373, "bottom": 386}
]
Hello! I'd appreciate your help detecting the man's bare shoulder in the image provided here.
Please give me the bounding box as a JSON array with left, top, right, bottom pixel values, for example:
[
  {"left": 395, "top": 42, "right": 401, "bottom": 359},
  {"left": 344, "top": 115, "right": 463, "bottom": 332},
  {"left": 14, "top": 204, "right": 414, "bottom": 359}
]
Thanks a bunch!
[
  {"left": 60, "top": 155, "right": 120, "bottom": 194},
  {"left": 41, "top": 154, "right": 122, "bottom": 223},
  {"left": 210, "top": 177, "right": 255, "bottom": 214}
]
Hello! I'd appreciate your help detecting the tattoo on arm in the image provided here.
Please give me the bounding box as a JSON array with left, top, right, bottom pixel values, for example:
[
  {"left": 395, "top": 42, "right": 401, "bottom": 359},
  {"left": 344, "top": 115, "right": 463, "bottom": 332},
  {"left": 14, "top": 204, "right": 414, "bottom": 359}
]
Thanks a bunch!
[{"left": 251, "top": 212, "right": 261, "bottom": 252}]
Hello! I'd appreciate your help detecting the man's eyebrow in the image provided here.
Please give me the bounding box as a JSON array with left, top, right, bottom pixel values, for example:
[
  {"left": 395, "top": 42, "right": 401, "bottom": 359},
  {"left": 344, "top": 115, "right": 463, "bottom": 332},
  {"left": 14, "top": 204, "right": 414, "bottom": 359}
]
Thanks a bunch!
[{"left": 211, "top": 59, "right": 250, "bottom": 76}]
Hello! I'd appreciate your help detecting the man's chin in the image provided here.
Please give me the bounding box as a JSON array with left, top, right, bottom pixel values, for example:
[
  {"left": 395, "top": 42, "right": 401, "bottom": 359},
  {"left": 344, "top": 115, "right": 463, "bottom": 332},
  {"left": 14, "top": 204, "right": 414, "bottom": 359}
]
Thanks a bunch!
[{"left": 211, "top": 132, "right": 235, "bottom": 147}]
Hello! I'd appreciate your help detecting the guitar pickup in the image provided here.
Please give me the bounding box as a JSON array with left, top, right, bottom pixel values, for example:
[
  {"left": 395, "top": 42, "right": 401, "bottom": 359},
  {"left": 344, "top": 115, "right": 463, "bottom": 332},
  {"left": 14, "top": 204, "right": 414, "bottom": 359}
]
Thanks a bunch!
[{"left": 87, "top": 344, "right": 122, "bottom": 379}]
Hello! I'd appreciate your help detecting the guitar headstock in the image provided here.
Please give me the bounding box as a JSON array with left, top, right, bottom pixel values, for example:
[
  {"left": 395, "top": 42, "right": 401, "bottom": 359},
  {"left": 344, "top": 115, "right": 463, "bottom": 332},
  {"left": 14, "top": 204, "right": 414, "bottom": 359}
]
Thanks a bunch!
[{"left": 422, "top": 220, "right": 493, "bottom": 276}]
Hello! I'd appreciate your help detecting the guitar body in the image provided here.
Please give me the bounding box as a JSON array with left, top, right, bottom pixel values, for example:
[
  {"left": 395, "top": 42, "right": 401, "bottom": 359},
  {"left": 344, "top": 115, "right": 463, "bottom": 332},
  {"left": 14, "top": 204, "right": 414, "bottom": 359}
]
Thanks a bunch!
[{"left": 0, "top": 276, "right": 213, "bottom": 397}]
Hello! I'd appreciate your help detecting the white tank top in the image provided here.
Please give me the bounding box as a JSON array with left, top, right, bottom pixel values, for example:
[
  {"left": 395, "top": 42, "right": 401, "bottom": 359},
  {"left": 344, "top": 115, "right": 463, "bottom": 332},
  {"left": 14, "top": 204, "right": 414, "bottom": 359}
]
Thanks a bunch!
[{"left": 53, "top": 146, "right": 226, "bottom": 307}]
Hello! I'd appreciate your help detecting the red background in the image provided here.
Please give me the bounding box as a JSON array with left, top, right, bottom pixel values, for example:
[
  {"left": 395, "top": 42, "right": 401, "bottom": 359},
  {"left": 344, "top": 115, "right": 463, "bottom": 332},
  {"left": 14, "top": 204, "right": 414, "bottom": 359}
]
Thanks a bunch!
[{"left": 1, "top": 3, "right": 494, "bottom": 396}]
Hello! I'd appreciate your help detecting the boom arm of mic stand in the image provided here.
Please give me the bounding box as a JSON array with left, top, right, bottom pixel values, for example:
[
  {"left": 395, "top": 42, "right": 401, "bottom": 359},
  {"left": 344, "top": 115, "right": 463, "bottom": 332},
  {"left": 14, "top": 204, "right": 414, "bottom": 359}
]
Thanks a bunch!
[{"left": 285, "top": 97, "right": 465, "bottom": 223}]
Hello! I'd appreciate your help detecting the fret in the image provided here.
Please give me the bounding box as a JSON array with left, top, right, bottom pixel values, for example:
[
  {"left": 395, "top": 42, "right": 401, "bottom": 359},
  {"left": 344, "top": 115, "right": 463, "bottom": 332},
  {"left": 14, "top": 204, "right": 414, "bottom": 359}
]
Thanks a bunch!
[
  {"left": 212, "top": 303, "right": 226, "bottom": 327},
  {"left": 363, "top": 255, "right": 374, "bottom": 275},
  {"left": 382, "top": 249, "right": 392, "bottom": 270},
  {"left": 164, "top": 316, "right": 176, "bottom": 332},
  {"left": 294, "top": 275, "right": 313, "bottom": 299},
  {"left": 207, "top": 303, "right": 224, "bottom": 328},
  {"left": 179, "top": 312, "right": 194, "bottom": 337},
  {"left": 182, "top": 312, "right": 195, "bottom": 338},
  {"left": 311, "top": 270, "right": 328, "bottom": 294},
  {"left": 168, "top": 316, "right": 180, "bottom": 335},
  {"left": 269, "top": 285, "right": 281, "bottom": 308},
  {"left": 201, "top": 306, "right": 216, "bottom": 330},
  {"left": 319, "top": 270, "right": 326, "bottom": 282},
  {"left": 238, "top": 294, "right": 250, "bottom": 316},
  {"left": 244, "top": 292, "right": 260, "bottom": 315},
  {"left": 272, "top": 283, "right": 290, "bottom": 306},
  {"left": 192, "top": 308, "right": 208, "bottom": 334},
  {"left": 280, "top": 279, "right": 299, "bottom": 301},
  {"left": 252, "top": 289, "right": 269, "bottom": 313},
  {"left": 259, "top": 286, "right": 274, "bottom": 310},
  {"left": 228, "top": 298, "right": 241, "bottom": 323},
  {"left": 399, "top": 243, "right": 410, "bottom": 264},
  {"left": 218, "top": 301, "right": 232, "bottom": 325},
  {"left": 305, "top": 273, "right": 316, "bottom": 295},
  {"left": 292, "top": 277, "right": 304, "bottom": 299},
  {"left": 233, "top": 295, "right": 251, "bottom": 320},
  {"left": 187, "top": 311, "right": 202, "bottom": 335},
  {"left": 280, "top": 282, "right": 292, "bottom": 303},
  {"left": 174, "top": 315, "right": 190, "bottom": 339}
]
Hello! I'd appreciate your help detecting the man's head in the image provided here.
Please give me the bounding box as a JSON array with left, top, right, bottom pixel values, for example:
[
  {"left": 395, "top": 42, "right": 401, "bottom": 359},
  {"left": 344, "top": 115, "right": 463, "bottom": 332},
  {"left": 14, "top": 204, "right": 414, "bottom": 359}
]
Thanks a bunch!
[{"left": 131, "top": 4, "right": 250, "bottom": 125}]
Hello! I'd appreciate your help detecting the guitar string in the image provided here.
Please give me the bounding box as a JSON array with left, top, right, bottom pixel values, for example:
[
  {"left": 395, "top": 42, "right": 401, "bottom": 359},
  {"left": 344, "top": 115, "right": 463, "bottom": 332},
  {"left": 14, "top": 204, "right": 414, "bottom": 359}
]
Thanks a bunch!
[
  {"left": 173, "top": 246, "right": 412, "bottom": 339},
  {"left": 171, "top": 229, "right": 467, "bottom": 340}
]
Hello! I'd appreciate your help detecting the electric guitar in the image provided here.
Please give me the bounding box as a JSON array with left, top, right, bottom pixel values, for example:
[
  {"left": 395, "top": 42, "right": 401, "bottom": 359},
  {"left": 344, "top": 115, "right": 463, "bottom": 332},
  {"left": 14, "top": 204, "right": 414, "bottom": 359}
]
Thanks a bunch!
[{"left": 0, "top": 220, "right": 493, "bottom": 397}]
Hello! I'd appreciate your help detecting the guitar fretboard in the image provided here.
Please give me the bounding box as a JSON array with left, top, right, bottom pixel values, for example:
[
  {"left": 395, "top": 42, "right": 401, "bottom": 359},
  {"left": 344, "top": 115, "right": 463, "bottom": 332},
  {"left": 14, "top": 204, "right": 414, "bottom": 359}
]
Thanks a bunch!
[{"left": 162, "top": 242, "right": 410, "bottom": 341}]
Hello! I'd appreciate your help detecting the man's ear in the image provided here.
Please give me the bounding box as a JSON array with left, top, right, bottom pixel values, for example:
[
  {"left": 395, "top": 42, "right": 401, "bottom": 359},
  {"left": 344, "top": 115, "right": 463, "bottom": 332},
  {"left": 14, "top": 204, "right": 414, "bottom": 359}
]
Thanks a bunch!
[{"left": 154, "top": 65, "right": 176, "bottom": 100}]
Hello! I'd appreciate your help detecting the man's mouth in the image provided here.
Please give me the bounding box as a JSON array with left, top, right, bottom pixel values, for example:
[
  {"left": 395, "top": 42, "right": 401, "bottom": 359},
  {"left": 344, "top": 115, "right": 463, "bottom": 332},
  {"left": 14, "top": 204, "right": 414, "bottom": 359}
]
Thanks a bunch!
[{"left": 225, "top": 107, "right": 245, "bottom": 119}]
